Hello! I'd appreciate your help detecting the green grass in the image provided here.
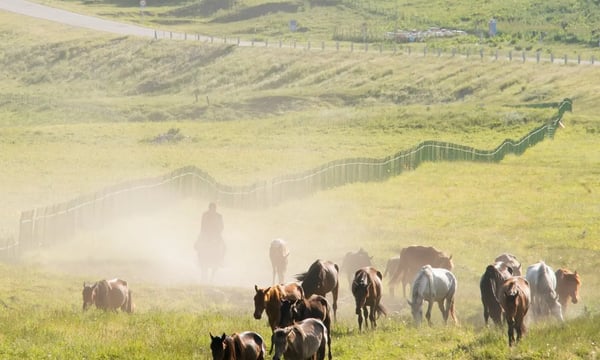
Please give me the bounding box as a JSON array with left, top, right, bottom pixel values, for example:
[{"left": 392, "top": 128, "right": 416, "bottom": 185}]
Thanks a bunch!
[{"left": 0, "top": 7, "right": 599, "bottom": 360}]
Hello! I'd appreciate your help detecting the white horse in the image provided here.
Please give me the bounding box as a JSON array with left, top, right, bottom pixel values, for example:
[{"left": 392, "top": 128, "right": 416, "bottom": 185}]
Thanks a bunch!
[
  {"left": 408, "top": 265, "right": 458, "bottom": 327},
  {"left": 525, "top": 261, "right": 563, "bottom": 321}
]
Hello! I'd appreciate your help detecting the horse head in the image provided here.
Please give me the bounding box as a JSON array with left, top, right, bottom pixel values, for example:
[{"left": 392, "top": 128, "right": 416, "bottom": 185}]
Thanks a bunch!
[
  {"left": 253, "top": 285, "right": 270, "bottom": 319},
  {"left": 82, "top": 282, "right": 97, "bottom": 311},
  {"left": 209, "top": 332, "right": 228, "bottom": 360}
]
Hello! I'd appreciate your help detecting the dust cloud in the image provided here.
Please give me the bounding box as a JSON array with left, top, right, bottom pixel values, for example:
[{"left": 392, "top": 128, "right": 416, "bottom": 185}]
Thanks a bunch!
[{"left": 20, "top": 193, "right": 370, "bottom": 291}]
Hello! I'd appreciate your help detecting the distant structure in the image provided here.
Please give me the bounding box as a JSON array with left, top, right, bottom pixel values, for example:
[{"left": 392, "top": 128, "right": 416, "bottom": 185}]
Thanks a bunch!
[{"left": 489, "top": 18, "right": 497, "bottom": 37}]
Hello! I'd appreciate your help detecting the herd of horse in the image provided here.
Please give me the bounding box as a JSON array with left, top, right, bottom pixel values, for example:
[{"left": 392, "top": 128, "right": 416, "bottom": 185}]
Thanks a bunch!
[{"left": 82, "top": 241, "right": 582, "bottom": 358}]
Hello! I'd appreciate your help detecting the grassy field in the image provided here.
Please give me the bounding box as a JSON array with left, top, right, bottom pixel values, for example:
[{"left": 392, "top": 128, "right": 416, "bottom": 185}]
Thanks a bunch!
[{"left": 0, "top": 5, "right": 600, "bottom": 360}]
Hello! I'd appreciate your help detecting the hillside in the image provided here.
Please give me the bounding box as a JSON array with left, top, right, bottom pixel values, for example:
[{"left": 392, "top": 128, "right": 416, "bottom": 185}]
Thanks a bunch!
[{"left": 0, "top": 6, "right": 599, "bottom": 359}]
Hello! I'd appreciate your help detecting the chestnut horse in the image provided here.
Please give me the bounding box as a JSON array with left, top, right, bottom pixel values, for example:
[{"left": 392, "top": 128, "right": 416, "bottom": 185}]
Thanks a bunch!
[
  {"left": 295, "top": 260, "right": 339, "bottom": 321},
  {"left": 498, "top": 276, "right": 530, "bottom": 347},
  {"left": 210, "top": 332, "right": 266, "bottom": 360},
  {"left": 82, "top": 278, "right": 133, "bottom": 313},
  {"left": 269, "top": 239, "right": 289, "bottom": 284},
  {"left": 253, "top": 283, "right": 303, "bottom": 331},
  {"left": 352, "top": 266, "right": 386, "bottom": 331},
  {"left": 555, "top": 268, "right": 581, "bottom": 313}
]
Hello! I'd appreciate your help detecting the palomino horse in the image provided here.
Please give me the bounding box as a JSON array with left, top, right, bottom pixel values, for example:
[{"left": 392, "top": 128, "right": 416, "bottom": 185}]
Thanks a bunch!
[
  {"left": 269, "top": 239, "right": 289, "bottom": 284},
  {"left": 210, "top": 332, "right": 266, "bottom": 360},
  {"left": 494, "top": 253, "right": 522, "bottom": 276},
  {"left": 555, "top": 268, "right": 581, "bottom": 313},
  {"left": 271, "top": 318, "right": 328, "bottom": 360},
  {"left": 480, "top": 262, "right": 513, "bottom": 326},
  {"left": 279, "top": 295, "right": 332, "bottom": 360},
  {"left": 389, "top": 245, "right": 454, "bottom": 299},
  {"left": 498, "top": 276, "right": 530, "bottom": 347},
  {"left": 352, "top": 266, "right": 386, "bottom": 331},
  {"left": 82, "top": 278, "right": 133, "bottom": 313},
  {"left": 525, "top": 261, "right": 563, "bottom": 321},
  {"left": 341, "top": 248, "right": 372, "bottom": 287},
  {"left": 253, "top": 283, "right": 303, "bottom": 332},
  {"left": 295, "top": 260, "right": 340, "bottom": 321},
  {"left": 408, "top": 265, "right": 457, "bottom": 327}
]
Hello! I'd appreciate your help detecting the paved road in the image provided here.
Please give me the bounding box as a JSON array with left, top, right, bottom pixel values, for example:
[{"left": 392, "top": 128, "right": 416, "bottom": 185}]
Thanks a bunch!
[{"left": 0, "top": 0, "right": 156, "bottom": 37}]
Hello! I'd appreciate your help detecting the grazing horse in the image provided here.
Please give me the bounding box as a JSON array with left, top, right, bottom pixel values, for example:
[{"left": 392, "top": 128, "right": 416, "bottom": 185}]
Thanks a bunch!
[
  {"left": 271, "top": 318, "right": 328, "bottom": 360},
  {"left": 295, "top": 260, "right": 340, "bottom": 321},
  {"left": 352, "top": 266, "right": 387, "bottom": 331},
  {"left": 253, "top": 283, "right": 303, "bottom": 331},
  {"left": 341, "top": 248, "right": 373, "bottom": 287},
  {"left": 525, "top": 261, "right": 563, "bottom": 321},
  {"left": 269, "top": 239, "right": 289, "bottom": 284},
  {"left": 480, "top": 262, "right": 513, "bottom": 326},
  {"left": 279, "top": 295, "right": 333, "bottom": 360},
  {"left": 82, "top": 279, "right": 133, "bottom": 313},
  {"left": 555, "top": 268, "right": 581, "bottom": 313},
  {"left": 209, "top": 332, "right": 266, "bottom": 360},
  {"left": 389, "top": 245, "right": 454, "bottom": 299},
  {"left": 498, "top": 276, "right": 530, "bottom": 347},
  {"left": 407, "top": 265, "right": 458, "bottom": 327}
]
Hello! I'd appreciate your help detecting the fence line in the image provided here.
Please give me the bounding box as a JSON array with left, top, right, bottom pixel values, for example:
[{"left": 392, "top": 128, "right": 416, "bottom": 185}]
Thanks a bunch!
[{"left": 6, "top": 98, "right": 571, "bottom": 259}]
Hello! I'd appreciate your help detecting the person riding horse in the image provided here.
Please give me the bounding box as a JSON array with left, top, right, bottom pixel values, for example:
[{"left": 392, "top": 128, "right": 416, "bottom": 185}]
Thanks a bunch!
[{"left": 195, "top": 202, "right": 225, "bottom": 275}]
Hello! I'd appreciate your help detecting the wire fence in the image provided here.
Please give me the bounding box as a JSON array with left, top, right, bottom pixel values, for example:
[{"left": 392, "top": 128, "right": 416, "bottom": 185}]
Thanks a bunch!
[{"left": 4, "top": 98, "right": 572, "bottom": 259}]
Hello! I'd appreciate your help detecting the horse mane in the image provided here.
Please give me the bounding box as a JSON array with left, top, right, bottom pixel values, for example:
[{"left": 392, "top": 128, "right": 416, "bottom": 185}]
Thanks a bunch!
[{"left": 96, "top": 279, "right": 111, "bottom": 310}]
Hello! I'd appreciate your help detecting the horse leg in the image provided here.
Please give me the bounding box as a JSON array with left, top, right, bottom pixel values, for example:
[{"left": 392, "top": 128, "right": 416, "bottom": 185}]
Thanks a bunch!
[
  {"left": 438, "top": 300, "right": 448, "bottom": 324},
  {"left": 332, "top": 286, "right": 339, "bottom": 323},
  {"left": 357, "top": 307, "right": 364, "bottom": 331},
  {"left": 507, "top": 319, "right": 515, "bottom": 346},
  {"left": 369, "top": 305, "right": 377, "bottom": 329},
  {"left": 425, "top": 300, "right": 434, "bottom": 326},
  {"left": 363, "top": 306, "right": 370, "bottom": 329}
]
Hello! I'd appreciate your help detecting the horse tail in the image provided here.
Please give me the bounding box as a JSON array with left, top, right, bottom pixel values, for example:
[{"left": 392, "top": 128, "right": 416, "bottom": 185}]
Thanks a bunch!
[
  {"left": 96, "top": 280, "right": 110, "bottom": 310},
  {"left": 126, "top": 289, "right": 133, "bottom": 313},
  {"left": 376, "top": 302, "right": 388, "bottom": 318}
]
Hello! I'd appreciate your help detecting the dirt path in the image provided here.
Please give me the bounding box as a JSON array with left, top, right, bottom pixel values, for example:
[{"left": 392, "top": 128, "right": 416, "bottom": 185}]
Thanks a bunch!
[{"left": 0, "top": 0, "right": 155, "bottom": 37}]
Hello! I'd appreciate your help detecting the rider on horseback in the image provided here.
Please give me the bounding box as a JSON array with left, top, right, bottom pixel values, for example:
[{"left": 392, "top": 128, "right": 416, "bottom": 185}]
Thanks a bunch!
[{"left": 195, "top": 202, "right": 225, "bottom": 269}]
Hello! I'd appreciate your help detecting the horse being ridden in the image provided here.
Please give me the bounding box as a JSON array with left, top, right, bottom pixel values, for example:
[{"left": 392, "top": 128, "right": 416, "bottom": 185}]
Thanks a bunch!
[
  {"left": 295, "top": 260, "right": 340, "bottom": 321},
  {"left": 82, "top": 278, "right": 133, "bottom": 313},
  {"left": 269, "top": 239, "right": 289, "bottom": 284},
  {"left": 352, "top": 266, "right": 387, "bottom": 331},
  {"left": 195, "top": 202, "right": 225, "bottom": 282},
  {"left": 209, "top": 331, "right": 266, "bottom": 360},
  {"left": 408, "top": 265, "right": 457, "bottom": 327}
]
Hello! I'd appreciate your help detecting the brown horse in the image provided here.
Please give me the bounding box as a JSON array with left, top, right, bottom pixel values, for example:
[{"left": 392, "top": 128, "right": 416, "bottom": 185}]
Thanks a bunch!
[
  {"left": 210, "top": 332, "right": 266, "bottom": 360},
  {"left": 555, "top": 268, "right": 581, "bottom": 313},
  {"left": 278, "top": 295, "right": 332, "bottom": 360},
  {"left": 389, "top": 246, "right": 454, "bottom": 299},
  {"left": 352, "top": 266, "right": 386, "bottom": 331},
  {"left": 341, "top": 248, "right": 372, "bottom": 287},
  {"left": 295, "top": 260, "right": 339, "bottom": 321},
  {"left": 269, "top": 239, "right": 289, "bottom": 284},
  {"left": 480, "top": 262, "right": 513, "bottom": 326},
  {"left": 82, "top": 278, "right": 133, "bottom": 313},
  {"left": 253, "top": 283, "right": 303, "bottom": 331},
  {"left": 498, "top": 276, "right": 531, "bottom": 347}
]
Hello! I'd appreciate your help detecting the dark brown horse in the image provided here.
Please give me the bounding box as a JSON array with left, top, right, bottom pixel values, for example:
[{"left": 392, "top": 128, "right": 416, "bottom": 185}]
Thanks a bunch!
[
  {"left": 555, "top": 268, "right": 581, "bottom": 314},
  {"left": 210, "top": 332, "right": 266, "bottom": 360},
  {"left": 352, "top": 266, "right": 386, "bottom": 331},
  {"left": 498, "top": 276, "right": 531, "bottom": 347},
  {"left": 269, "top": 239, "right": 289, "bottom": 284},
  {"left": 278, "top": 295, "right": 332, "bottom": 360},
  {"left": 295, "top": 260, "right": 340, "bottom": 321},
  {"left": 480, "top": 262, "right": 513, "bottom": 326},
  {"left": 82, "top": 278, "right": 133, "bottom": 313}
]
